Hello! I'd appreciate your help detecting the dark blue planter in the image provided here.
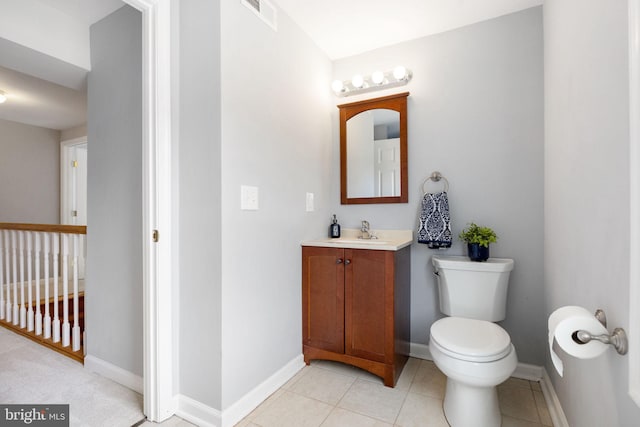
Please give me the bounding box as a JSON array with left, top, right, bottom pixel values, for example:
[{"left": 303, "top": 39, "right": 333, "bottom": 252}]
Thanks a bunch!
[{"left": 468, "top": 243, "right": 490, "bottom": 261}]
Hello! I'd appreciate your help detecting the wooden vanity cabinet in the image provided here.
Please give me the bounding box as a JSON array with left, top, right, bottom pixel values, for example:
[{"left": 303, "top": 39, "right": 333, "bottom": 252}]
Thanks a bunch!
[{"left": 302, "top": 245, "right": 411, "bottom": 387}]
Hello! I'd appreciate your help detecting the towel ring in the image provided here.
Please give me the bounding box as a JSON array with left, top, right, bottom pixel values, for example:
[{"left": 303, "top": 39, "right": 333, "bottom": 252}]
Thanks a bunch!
[{"left": 422, "top": 171, "right": 449, "bottom": 193}]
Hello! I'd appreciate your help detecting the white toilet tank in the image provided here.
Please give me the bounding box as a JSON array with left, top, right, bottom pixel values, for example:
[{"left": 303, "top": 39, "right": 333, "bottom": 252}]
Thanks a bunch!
[{"left": 432, "top": 255, "right": 514, "bottom": 322}]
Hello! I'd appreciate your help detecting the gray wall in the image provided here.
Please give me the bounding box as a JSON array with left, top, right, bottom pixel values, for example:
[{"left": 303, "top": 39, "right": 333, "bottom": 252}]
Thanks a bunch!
[
  {"left": 178, "top": 0, "right": 223, "bottom": 409},
  {"left": 544, "top": 1, "right": 640, "bottom": 425},
  {"left": 333, "top": 7, "right": 545, "bottom": 364},
  {"left": 0, "top": 119, "right": 60, "bottom": 223},
  {"left": 219, "top": 0, "right": 333, "bottom": 409},
  {"left": 86, "top": 5, "right": 143, "bottom": 376}
]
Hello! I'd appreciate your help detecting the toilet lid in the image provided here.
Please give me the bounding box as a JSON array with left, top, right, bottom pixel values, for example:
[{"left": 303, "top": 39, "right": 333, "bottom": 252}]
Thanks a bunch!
[{"left": 430, "top": 317, "right": 512, "bottom": 362}]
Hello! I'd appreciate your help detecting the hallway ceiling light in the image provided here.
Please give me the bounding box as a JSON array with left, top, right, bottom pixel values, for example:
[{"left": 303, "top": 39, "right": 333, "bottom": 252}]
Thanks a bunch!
[
  {"left": 332, "top": 66, "right": 412, "bottom": 97},
  {"left": 0, "top": 90, "right": 6, "bottom": 104}
]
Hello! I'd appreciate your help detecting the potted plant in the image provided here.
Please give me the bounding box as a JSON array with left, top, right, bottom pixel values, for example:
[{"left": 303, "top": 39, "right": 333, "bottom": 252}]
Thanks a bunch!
[{"left": 458, "top": 223, "right": 497, "bottom": 262}]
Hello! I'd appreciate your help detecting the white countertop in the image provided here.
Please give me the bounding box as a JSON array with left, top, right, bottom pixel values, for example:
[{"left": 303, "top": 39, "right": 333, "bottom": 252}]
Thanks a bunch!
[{"left": 301, "top": 229, "right": 413, "bottom": 251}]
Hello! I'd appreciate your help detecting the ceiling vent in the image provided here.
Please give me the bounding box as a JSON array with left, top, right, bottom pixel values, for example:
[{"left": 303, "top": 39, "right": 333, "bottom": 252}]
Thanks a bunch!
[{"left": 241, "top": 0, "right": 277, "bottom": 31}]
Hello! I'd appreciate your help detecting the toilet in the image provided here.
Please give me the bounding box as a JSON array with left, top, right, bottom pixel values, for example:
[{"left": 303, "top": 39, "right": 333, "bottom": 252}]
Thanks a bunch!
[{"left": 429, "top": 255, "right": 516, "bottom": 427}]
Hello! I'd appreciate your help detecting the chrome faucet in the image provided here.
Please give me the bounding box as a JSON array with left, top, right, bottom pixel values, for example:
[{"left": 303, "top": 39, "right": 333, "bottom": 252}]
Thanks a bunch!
[{"left": 360, "top": 220, "right": 371, "bottom": 239}]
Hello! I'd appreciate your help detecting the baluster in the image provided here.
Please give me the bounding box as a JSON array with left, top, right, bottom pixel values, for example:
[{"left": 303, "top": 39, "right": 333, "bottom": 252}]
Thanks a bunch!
[
  {"left": 5, "top": 231, "right": 12, "bottom": 323},
  {"left": 72, "top": 234, "right": 80, "bottom": 351},
  {"left": 34, "top": 232, "right": 42, "bottom": 335},
  {"left": 12, "top": 231, "right": 18, "bottom": 325},
  {"left": 0, "top": 230, "right": 4, "bottom": 320},
  {"left": 26, "top": 232, "right": 34, "bottom": 331},
  {"left": 19, "top": 231, "right": 26, "bottom": 328},
  {"left": 81, "top": 234, "right": 86, "bottom": 279},
  {"left": 43, "top": 233, "right": 51, "bottom": 339},
  {"left": 52, "top": 233, "right": 60, "bottom": 343},
  {"left": 61, "top": 234, "right": 70, "bottom": 347}
]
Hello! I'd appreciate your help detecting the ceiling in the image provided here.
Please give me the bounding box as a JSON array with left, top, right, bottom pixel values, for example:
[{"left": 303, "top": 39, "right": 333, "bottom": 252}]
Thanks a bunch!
[
  {"left": 42, "top": 0, "right": 125, "bottom": 26},
  {"left": 273, "top": 0, "right": 543, "bottom": 60},
  {"left": 0, "top": 0, "right": 542, "bottom": 131},
  {"left": 0, "top": 0, "right": 123, "bottom": 131}
]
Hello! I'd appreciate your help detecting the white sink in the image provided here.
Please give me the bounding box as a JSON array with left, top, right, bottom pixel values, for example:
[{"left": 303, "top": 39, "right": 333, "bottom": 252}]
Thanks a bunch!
[
  {"left": 326, "top": 239, "right": 388, "bottom": 245},
  {"left": 301, "top": 229, "right": 413, "bottom": 251}
]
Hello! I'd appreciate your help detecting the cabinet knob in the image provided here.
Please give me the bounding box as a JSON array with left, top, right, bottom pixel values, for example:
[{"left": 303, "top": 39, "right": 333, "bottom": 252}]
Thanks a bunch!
[
  {"left": 345, "top": 259, "right": 351, "bottom": 265},
  {"left": 336, "top": 258, "right": 343, "bottom": 264}
]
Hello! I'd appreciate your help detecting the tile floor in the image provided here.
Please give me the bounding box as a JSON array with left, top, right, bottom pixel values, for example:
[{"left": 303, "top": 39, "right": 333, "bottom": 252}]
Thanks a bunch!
[{"left": 235, "top": 358, "right": 553, "bottom": 427}]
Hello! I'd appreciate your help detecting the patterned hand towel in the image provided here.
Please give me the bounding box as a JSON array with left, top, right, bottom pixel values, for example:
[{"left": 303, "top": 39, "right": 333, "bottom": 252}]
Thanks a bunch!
[{"left": 418, "top": 191, "right": 452, "bottom": 248}]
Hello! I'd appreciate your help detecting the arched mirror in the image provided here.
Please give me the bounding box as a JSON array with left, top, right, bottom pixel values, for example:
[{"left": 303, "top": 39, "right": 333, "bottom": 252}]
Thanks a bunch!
[{"left": 339, "top": 92, "right": 409, "bottom": 204}]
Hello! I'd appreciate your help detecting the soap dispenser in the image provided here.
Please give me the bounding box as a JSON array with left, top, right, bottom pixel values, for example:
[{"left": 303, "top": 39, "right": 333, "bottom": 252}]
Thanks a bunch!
[{"left": 329, "top": 214, "right": 341, "bottom": 238}]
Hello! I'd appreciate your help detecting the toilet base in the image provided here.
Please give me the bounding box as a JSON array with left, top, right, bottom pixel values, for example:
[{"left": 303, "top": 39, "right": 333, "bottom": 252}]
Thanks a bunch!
[{"left": 443, "top": 378, "right": 501, "bottom": 427}]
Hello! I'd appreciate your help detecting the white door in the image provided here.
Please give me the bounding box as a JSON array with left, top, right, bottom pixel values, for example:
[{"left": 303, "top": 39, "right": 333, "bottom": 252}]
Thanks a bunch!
[
  {"left": 373, "top": 137, "right": 400, "bottom": 197},
  {"left": 72, "top": 144, "right": 87, "bottom": 225},
  {"left": 61, "top": 139, "right": 87, "bottom": 225}
]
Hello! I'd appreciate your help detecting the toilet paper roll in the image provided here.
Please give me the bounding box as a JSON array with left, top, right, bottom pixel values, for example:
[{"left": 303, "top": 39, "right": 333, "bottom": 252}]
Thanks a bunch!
[{"left": 548, "top": 306, "right": 609, "bottom": 376}]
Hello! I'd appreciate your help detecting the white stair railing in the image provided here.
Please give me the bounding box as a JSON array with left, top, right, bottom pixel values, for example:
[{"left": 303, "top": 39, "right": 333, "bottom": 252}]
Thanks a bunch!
[
  {"left": 4, "top": 232, "right": 10, "bottom": 323},
  {"left": 0, "top": 224, "right": 86, "bottom": 358},
  {"left": 52, "top": 232, "right": 60, "bottom": 343},
  {"left": 35, "top": 232, "right": 42, "bottom": 336},
  {"left": 43, "top": 232, "right": 51, "bottom": 339},
  {"left": 61, "top": 234, "right": 69, "bottom": 347},
  {"left": 27, "top": 231, "right": 34, "bottom": 332},
  {"left": 0, "top": 231, "right": 3, "bottom": 320},
  {"left": 19, "top": 231, "right": 25, "bottom": 328},
  {"left": 12, "top": 231, "right": 18, "bottom": 325},
  {"left": 72, "top": 234, "right": 81, "bottom": 351}
]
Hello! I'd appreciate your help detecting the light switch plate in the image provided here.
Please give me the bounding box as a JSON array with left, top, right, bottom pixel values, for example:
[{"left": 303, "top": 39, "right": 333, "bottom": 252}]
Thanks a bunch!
[
  {"left": 306, "top": 192, "right": 314, "bottom": 212},
  {"left": 241, "top": 185, "right": 259, "bottom": 210}
]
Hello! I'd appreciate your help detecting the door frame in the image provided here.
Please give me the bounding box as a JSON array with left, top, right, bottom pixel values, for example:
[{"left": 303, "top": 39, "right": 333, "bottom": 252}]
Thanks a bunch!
[
  {"left": 123, "top": 0, "right": 175, "bottom": 421},
  {"left": 628, "top": 0, "right": 640, "bottom": 407}
]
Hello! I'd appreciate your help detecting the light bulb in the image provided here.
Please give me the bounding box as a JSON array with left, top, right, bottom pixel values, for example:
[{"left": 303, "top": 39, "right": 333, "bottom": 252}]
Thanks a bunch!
[
  {"left": 0, "top": 90, "right": 6, "bottom": 104},
  {"left": 331, "top": 80, "right": 344, "bottom": 93},
  {"left": 371, "top": 71, "right": 385, "bottom": 85},
  {"left": 351, "top": 74, "right": 364, "bottom": 89},
  {"left": 393, "top": 66, "right": 407, "bottom": 81}
]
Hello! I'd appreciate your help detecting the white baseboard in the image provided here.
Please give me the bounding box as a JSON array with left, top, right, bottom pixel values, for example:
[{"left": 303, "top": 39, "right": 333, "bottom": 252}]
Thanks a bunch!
[
  {"left": 221, "top": 354, "right": 305, "bottom": 427},
  {"left": 540, "top": 368, "right": 569, "bottom": 427},
  {"left": 84, "top": 354, "right": 143, "bottom": 394},
  {"left": 171, "top": 347, "right": 561, "bottom": 427},
  {"left": 174, "top": 354, "right": 305, "bottom": 427},
  {"left": 409, "top": 342, "right": 432, "bottom": 360},
  {"left": 176, "top": 394, "right": 222, "bottom": 427},
  {"left": 513, "top": 362, "right": 543, "bottom": 381}
]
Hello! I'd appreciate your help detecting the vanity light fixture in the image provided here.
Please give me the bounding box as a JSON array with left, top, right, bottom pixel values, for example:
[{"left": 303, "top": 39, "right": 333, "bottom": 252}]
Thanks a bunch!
[
  {"left": 0, "top": 90, "right": 6, "bottom": 104},
  {"left": 331, "top": 80, "right": 345, "bottom": 93},
  {"left": 351, "top": 74, "right": 365, "bottom": 89},
  {"left": 331, "top": 66, "right": 412, "bottom": 97},
  {"left": 371, "top": 71, "right": 385, "bottom": 85}
]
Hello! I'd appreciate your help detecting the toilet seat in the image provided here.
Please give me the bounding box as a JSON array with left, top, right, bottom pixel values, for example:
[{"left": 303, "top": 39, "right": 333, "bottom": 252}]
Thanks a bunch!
[{"left": 430, "top": 317, "right": 512, "bottom": 363}]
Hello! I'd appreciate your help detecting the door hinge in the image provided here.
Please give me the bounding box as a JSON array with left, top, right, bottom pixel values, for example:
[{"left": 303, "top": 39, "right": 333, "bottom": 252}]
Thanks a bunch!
[
  {"left": 71, "top": 210, "right": 78, "bottom": 217},
  {"left": 72, "top": 160, "right": 78, "bottom": 168},
  {"left": 152, "top": 229, "right": 159, "bottom": 242}
]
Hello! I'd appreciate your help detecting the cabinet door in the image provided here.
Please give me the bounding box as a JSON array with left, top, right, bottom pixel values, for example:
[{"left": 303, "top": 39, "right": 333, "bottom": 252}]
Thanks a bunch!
[
  {"left": 344, "top": 249, "right": 391, "bottom": 363},
  {"left": 302, "top": 247, "right": 345, "bottom": 353}
]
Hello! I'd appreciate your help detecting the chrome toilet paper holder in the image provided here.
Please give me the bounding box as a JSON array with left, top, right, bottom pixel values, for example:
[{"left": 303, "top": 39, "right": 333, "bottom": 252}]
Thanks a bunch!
[{"left": 571, "top": 309, "right": 628, "bottom": 355}]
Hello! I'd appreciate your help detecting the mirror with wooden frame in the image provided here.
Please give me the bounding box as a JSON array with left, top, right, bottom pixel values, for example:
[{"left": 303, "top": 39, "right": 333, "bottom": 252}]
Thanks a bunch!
[{"left": 339, "top": 92, "right": 409, "bottom": 204}]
